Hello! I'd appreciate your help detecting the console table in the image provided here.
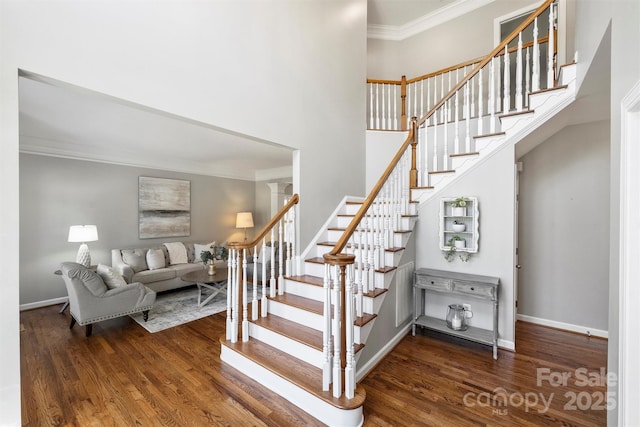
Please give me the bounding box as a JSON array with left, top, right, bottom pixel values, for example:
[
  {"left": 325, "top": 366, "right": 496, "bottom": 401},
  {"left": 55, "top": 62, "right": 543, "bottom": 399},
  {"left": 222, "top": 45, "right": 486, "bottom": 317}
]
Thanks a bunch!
[{"left": 413, "top": 268, "right": 500, "bottom": 359}]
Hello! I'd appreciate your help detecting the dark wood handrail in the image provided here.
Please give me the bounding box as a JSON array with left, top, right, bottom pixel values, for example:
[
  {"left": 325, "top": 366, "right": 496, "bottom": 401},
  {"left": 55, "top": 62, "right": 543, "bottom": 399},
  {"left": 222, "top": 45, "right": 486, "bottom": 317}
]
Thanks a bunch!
[
  {"left": 328, "top": 121, "right": 416, "bottom": 256},
  {"left": 228, "top": 193, "right": 299, "bottom": 251},
  {"left": 416, "top": 0, "right": 553, "bottom": 128}
]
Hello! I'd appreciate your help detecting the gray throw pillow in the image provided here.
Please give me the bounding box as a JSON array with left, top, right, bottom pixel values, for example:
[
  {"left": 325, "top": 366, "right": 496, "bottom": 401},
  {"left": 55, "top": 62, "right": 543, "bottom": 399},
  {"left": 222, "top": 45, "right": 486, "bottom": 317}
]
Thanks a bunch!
[{"left": 121, "top": 249, "right": 148, "bottom": 273}]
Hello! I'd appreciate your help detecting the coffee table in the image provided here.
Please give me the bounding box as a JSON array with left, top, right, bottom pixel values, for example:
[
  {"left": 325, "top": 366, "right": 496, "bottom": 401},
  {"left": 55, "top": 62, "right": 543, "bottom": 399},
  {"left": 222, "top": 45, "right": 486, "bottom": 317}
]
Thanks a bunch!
[{"left": 181, "top": 268, "right": 229, "bottom": 307}]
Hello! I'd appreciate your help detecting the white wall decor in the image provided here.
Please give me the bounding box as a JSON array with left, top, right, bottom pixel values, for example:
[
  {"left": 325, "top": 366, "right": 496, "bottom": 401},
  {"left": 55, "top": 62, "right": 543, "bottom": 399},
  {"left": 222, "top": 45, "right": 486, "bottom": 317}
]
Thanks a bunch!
[{"left": 439, "top": 196, "right": 479, "bottom": 261}]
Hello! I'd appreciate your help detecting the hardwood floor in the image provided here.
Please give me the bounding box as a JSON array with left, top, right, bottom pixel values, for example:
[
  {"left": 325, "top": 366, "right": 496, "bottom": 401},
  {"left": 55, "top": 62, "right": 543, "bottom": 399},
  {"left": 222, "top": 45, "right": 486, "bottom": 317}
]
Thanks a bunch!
[{"left": 20, "top": 305, "right": 607, "bottom": 426}]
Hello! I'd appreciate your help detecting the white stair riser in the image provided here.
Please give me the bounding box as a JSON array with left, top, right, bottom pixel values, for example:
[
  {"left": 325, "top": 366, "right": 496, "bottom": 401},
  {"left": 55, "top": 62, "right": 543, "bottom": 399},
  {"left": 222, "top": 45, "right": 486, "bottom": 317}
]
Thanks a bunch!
[
  {"left": 327, "top": 229, "right": 407, "bottom": 247},
  {"left": 249, "top": 322, "right": 323, "bottom": 368},
  {"left": 474, "top": 135, "right": 505, "bottom": 152},
  {"left": 313, "top": 246, "right": 402, "bottom": 267},
  {"left": 451, "top": 153, "right": 479, "bottom": 170},
  {"left": 354, "top": 319, "right": 374, "bottom": 345},
  {"left": 499, "top": 112, "right": 534, "bottom": 133},
  {"left": 529, "top": 88, "right": 568, "bottom": 112},
  {"left": 429, "top": 172, "right": 455, "bottom": 187},
  {"left": 362, "top": 293, "right": 386, "bottom": 314},
  {"left": 284, "top": 279, "right": 324, "bottom": 301},
  {"left": 220, "top": 345, "right": 364, "bottom": 427},
  {"left": 268, "top": 299, "right": 323, "bottom": 331},
  {"left": 344, "top": 203, "right": 416, "bottom": 217}
]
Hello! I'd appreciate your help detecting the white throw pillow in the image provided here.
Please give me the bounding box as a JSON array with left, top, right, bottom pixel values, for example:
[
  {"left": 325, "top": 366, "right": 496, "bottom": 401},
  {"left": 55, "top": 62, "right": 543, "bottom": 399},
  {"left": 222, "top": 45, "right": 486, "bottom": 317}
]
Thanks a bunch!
[
  {"left": 146, "top": 249, "right": 166, "bottom": 270},
  {"left": 97, "top": 264, "right": 127, "bottom": 289},
  {"left": 163, "top": 242, "right": 188, "bottom": 265},
  {"left": 193, "top": 243, "right": 211, "bottom": 262}
]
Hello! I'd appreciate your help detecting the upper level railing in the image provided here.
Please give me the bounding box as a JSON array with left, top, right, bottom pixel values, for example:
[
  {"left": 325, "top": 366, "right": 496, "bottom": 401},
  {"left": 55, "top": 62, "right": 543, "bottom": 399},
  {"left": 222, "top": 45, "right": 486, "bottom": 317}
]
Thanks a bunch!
[
  {"left": 325, "top": 0, "right": 558, "bottom": 400},
  {"left": 226, "top": 194, "right": 299, "bottom": 343},
  {"left": 367, "top": 2, "right": 555, "bottom": 132}
]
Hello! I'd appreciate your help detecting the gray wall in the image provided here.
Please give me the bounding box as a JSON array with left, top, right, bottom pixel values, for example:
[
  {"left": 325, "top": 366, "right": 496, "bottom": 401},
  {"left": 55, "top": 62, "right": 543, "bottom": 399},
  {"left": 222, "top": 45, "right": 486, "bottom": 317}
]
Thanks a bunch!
[
  {"left": 19, "top": 153, "right": 255, "bottom": 305},
  {"left": 414, "top": 145, "right": 516, "bottom": 347},
  {"left": 518, "top": 121, "right": 610, "bottom": 331}
]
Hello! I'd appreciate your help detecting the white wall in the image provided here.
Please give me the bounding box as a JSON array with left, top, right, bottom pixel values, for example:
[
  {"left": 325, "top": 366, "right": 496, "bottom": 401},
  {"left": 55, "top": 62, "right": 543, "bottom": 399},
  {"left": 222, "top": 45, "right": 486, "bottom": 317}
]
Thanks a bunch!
[
  {"left": 0, "top": 1, "right": 367, "bottom": 423},
  {"left": 517, "top": 121, "right": 609, "bottom": 332},
  {"left": 365, "top": 130, "right": 407, "bottom": 192},
  {"left": 414, "top": 145, "right": 516, "bottom": 348}
]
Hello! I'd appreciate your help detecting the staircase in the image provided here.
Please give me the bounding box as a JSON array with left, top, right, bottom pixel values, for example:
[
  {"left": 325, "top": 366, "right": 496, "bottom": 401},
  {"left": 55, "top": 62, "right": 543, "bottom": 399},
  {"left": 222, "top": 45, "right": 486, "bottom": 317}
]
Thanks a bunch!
[{"left": 220, "top": 1, "right": 573, "bottom": 425}]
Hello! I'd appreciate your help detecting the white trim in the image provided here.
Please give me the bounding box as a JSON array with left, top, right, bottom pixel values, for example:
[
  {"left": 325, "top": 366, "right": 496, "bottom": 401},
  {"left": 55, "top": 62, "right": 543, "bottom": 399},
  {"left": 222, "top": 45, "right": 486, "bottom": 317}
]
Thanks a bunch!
[
  {"left": 517, "top": 314, "right": 608, "bottom": 339},
  {"left": 618, "top": 79, "right": 640, "bottom": 427},
  {"left": 20, "top": 296, "right": 67, "bottom": 312},
  {"left": 368, "top": 0, "right": 495, "bottom": 41},
  {"left": 498, "top": 338, "right": 515, "bottom": 351}
]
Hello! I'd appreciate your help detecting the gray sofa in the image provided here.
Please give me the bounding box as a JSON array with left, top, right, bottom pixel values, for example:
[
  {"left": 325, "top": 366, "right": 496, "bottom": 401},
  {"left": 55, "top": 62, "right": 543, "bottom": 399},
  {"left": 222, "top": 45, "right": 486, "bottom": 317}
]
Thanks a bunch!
[{"left": 112, "top": 243, "right": 213, "bottom": 293}]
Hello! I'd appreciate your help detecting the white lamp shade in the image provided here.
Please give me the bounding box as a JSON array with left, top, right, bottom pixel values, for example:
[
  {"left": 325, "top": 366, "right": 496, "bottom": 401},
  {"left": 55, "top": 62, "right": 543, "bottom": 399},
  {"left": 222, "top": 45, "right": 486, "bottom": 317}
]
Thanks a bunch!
[
  {"left": 235, "top": 212, "right": 254, "bottom": 229},
  {"left": 68, "top": 225, "right": 98, "bottom": 243}
]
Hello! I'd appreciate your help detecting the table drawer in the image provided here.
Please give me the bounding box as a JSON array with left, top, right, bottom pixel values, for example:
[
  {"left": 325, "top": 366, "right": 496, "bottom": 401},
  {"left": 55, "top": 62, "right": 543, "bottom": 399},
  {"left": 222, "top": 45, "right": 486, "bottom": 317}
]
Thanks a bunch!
[
  {"left": 452, "top": 281, "right": 495, "bottom": 300},
  {"left": 416, "top": 275, "right": 451, "bottom": 292}
]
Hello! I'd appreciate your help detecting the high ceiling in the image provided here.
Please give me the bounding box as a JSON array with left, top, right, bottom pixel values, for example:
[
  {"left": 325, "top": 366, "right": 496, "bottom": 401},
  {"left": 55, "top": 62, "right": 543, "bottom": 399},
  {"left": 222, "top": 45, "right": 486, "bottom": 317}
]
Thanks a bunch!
[{"left": 18, "top": 1, "right": 482, "bottom": 180}]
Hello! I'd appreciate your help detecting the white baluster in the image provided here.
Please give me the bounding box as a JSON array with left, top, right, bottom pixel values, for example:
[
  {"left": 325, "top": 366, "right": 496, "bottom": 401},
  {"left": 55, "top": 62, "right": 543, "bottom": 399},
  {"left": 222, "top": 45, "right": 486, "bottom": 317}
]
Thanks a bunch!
[
  {"left": 375, "top": 83, "right": 380, "bottom": 129},
  {"left": 503, "top": 45, "right": 510, "bottom": 114},
  {"left": 516, "top": 33, "right": 523, "bottom": 112},
  {"left": 269, "top": 228, "right": 276, "bottom": 298},
  {"left": 525, "top": 47, "right": 531, "bottom": 108},
  {"left": 361, "top": 216, "right": 369, "bottom": 295},
  {"left": 440, "top": 74, "right": 445, "bottom": 123},
  {"left": 242, "top": 248, "right": 249, "bottom": 342},
  {"left": 448, "top": 71, "right": 453, "bottom": 122},
  {"left": 470, "top": 66, "right": 475, "bottom": 119},
  {"left": 532, "top": 17, "right": 540, "bottom": 92},
  {"left": 426, "top": 77, "right": 431, "bottom": 125},
  {"left": 490, "top": 57, "right": 496, "bottom": 133},
  {"left": 356, "top": 226, "right": 363, "bottom": 318},
  {"left": 345, "top": 264, "right": 355, "bottom": 399},
  {"left": 252, "top": 245, "right": 258, "bottom": 321},
  {"left": 261, "top": 238, "right": 267, "bottom": 317},
  {"left": 226, "top": 249, "right": 234, "bottom": 340},
  {"left": 454, "top": 88, "right": 460, "bottom": 154},
  {"left": 387, "top": 84, "right": 392, "bottom": 131},
  {"left": 231, "top": 249, "right": 239, "bottom": 343},
  {"left": 406, "top": 83, "right": 412, "bottom": 123},
  {"left": 278, "top": 222, "right": 284, "bottom": 296},
  {"left": 478, "top": 68, "right": 484, "bottom": 136},
  {"left": 547, "top": 2, "right": 555, "bottom": 89},
  {"left": 420, "top": 79, "right": 424, "bottom": 118},
  {"left": 382, "top": 83, "right": 388, "bottom": 130},
  {"left": 413, "top": 81, "right": 418, "bottom": 121},
  {"left": 465, "top": 82, "right": 471, "bottom": 153},
  {"left": 369, "top": 83, "right": 374, "bottom": 129},
  {"left": 322, "top": 263, "right": 332, "bottom": 391},
  {"left": 393, "top": 85, "right": 398, "bottom": 130},
  {"left": 332, "top": 265, "right": 342, "bottom": 398},
  {"left": 443, "top": 100, "right": 449, "bottom": 169}
]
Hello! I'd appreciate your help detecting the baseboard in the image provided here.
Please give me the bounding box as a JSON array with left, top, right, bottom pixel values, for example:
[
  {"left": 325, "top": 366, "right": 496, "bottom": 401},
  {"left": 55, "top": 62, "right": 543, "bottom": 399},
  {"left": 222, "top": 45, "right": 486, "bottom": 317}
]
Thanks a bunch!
[
  {"left": 517, "top": 314, "right": 608, "bottom": 339},
  {"left": 20, "top": 297, "right": 67, "bottom": 312},
  {"left": 355, "top": 323, "right": 412, "bottom": 382},
  {"left": 498, "top": 338, "right": 515, "bottom": 351}
]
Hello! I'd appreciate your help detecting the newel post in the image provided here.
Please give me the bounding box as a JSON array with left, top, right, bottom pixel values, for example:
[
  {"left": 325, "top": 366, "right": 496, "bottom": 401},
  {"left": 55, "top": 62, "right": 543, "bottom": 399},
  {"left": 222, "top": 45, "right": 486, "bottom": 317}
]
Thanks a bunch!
[
  {"left": 400, "top": 75, "right": 407, "bottom": 130},
  {"left": 323, "top": 252, "right": 356, "bottom": 398},
  {"left": 409, "top": 117, "right": 418, "bottom": 188}
]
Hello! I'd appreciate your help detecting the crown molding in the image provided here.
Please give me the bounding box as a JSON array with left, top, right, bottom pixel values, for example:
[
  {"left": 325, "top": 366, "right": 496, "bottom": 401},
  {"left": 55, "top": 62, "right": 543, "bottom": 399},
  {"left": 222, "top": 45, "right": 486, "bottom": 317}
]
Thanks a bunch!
[{"left": 367, "top": 0, "right": 495, "bottom": 41}]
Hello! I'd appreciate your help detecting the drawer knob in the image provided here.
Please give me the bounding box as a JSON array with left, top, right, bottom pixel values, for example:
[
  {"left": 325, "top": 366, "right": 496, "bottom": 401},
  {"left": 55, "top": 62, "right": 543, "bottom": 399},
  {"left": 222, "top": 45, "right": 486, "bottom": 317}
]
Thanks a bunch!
[
  {"left": 470, "top": 287, "right": 475, "bottom": 291},
  {"left": 431, "top": 281, "right": 435, "bottom": 284}
]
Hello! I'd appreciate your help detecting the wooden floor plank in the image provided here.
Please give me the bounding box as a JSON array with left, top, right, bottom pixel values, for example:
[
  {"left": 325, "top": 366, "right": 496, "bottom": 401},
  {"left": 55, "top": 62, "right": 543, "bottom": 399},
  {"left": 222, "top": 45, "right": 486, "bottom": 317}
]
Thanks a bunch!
[{"left": 20, "top": 305, "right": 607, "bottom": 426}]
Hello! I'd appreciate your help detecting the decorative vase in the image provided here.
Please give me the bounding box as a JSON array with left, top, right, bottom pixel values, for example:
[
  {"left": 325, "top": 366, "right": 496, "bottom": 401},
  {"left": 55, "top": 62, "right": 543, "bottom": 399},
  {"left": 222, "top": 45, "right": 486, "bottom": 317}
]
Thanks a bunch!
[
  {"left": 452, "top": 223, "right": 466, "bottom": 232},
  {"left": 454, "top": 240, "right": 466, "bottom": 249},
  {"left": 452, "top": 206, "right": 466, "bottom": 216},
  {"left": 207, "top": 262, "right": 216, "bottom": 275}
]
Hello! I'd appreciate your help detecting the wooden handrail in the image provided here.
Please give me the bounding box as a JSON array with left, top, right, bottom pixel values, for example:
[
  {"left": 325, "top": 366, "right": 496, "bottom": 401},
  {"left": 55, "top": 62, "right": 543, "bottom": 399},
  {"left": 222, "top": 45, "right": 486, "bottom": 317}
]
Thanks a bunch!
[
  {"left": 415, "top": 0, "right": 553, "bottom": 128},
  {"left": 228, "top": 193, "right": 299, "bottom": 251},
  {"left": 329, "top": 120, "right": 416, "bottom": 256}
]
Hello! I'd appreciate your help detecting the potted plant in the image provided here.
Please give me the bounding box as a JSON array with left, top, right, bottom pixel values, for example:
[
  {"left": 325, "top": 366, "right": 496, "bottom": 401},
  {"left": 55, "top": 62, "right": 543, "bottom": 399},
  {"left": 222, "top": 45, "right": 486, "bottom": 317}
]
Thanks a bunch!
[
  {"left": 450, "top": 234, "right": 466, "bottom": 249},
  {"left": 450, "top": 197, "right": 469, "bottom": 216}
]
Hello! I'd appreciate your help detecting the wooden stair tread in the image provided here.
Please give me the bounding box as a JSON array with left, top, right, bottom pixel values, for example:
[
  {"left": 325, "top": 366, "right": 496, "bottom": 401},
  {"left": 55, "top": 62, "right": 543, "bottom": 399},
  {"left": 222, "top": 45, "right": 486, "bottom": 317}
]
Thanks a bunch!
[
  {"left": 499, "top": 109, "right": 534, "bottom": 119},
  {"left": 287, "top": 275, "right": 324, "bottom": 287},
  {"left": 474, "top": 131, "right": 506, "bottom": 139},
  {"left": 428, "top": 169, "right": 455, "bottom": 175},
  {"left": 327, "top": 227, "right": 412, "bottom": 234},
  {"left": 363, "top": 288, "right": 388, "bottom": 298},
  {"left": 354, "top": 313, "right": 377, "bottom": 327},
  {"left": 252, "top": 313, "right": 322, "bottom": 351},
  {"left": 317, "top": 241, "right": 405, "bottom": 253},
  {"left": 450, "top": 151, "right": 479, "bottom": 158},
  {"left": 530, "top": 84, "right": 568, "bottom": 96},
  {"left": 412, "top": 185, "right": 434, "bottom": 190},
  {"left": 221, "top": 337, "right": 366, "bottom": 410},
  {"left": 269, "top": 293, "right": 323, "bottom": 315},
  {"left": 305, "top": 256, "right": 325, "bottom": 265}
]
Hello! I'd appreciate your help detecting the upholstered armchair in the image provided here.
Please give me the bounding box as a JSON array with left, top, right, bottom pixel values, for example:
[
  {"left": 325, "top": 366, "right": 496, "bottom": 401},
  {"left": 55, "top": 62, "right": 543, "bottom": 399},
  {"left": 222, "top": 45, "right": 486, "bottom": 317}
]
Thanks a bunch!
[{"left": 59, "top": 262, "right": 156, "bottom": 336}]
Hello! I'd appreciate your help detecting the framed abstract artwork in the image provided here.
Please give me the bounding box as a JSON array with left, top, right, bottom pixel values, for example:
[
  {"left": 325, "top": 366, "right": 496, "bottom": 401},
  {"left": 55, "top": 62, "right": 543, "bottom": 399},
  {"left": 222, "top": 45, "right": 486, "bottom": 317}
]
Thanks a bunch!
[{"left": 138, "top": 176, "right": 191, "bottom": 239}]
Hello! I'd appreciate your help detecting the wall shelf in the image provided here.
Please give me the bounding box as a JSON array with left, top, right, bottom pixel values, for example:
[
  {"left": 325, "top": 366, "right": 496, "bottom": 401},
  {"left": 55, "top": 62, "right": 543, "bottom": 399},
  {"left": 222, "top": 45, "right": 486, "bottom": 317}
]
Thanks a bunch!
[{"left": 439, "top": 197, "right": 479, "bottom": 253}]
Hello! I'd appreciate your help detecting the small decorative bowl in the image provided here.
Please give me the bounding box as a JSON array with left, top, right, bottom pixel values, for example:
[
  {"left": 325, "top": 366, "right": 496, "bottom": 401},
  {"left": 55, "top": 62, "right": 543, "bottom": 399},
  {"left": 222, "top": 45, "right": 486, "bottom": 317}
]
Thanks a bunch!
[{"left": 452, "top": 223, "right": 466, "bottom": 232}]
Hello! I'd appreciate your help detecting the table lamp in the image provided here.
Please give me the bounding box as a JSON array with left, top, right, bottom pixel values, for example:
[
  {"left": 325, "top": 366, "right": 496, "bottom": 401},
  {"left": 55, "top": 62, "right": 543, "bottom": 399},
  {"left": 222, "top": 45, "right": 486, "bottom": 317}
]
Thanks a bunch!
[
  {"left": 235, "top": 212, "right": 254, "bottom": 242},
  {"left": 68, "top": 225, "right": 98, "bottom": 267}
]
